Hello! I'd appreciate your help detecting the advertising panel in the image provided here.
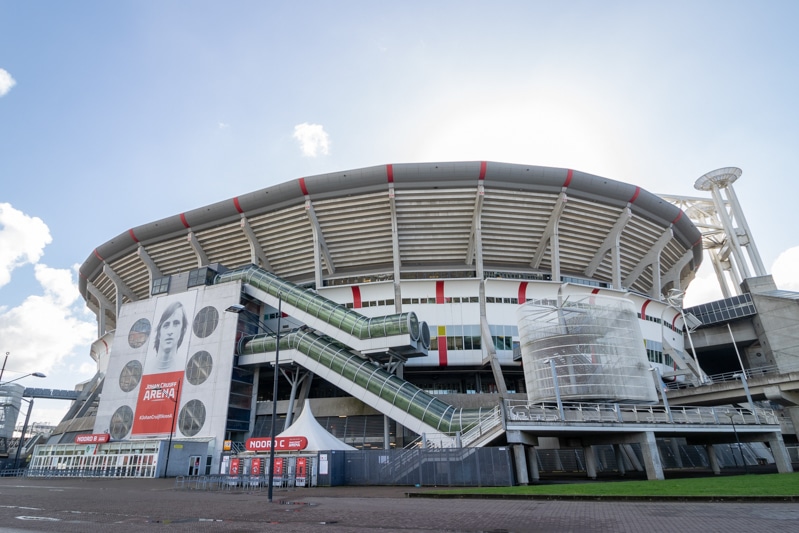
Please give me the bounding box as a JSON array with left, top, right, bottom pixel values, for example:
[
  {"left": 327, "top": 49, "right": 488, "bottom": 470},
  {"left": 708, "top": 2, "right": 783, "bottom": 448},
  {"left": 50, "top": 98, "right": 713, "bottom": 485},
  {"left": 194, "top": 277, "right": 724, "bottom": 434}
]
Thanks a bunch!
[
  {"left": 93, "top": 282, "right": 242, "bottom": 455},
  {"left": 295, "top": 457, "right": 307, "bottom": 487}
]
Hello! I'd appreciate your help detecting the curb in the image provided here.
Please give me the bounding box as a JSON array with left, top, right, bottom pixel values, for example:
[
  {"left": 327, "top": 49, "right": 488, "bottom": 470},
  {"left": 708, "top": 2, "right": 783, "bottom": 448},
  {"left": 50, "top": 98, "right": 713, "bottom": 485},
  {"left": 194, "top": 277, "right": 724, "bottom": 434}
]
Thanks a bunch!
[{"left": 405, "top": 492, "right": 799, "bottom": 503}]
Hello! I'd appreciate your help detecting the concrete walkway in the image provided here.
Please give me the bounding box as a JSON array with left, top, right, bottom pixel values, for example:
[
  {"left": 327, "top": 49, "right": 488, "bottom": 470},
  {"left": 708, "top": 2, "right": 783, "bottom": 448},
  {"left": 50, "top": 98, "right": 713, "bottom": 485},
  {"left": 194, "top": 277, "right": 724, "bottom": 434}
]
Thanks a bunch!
[{"left": 0, "top": 477, "right": 798, "bottom": 532}]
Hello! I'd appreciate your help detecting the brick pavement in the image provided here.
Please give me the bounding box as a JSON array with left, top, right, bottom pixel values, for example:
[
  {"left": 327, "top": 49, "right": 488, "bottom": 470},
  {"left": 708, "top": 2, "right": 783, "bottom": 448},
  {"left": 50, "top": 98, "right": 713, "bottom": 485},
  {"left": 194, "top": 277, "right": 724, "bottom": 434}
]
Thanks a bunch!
[{"left": 0, "top": 477, "right": 798, "bottom": 532}]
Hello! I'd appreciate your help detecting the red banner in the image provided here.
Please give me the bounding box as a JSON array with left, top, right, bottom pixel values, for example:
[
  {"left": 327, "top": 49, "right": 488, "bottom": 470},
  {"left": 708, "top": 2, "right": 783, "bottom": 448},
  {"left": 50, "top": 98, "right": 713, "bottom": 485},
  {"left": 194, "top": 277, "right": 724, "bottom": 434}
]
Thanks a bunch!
[
  {"left": 75, "top": 433, "right": 110, "bottom": 444},
  {"left": 132, "top": 372, "right": 183, "bottom": 435},
  {"left": 245, "top": 436, "right": 308, "bottom": 452},
  {"left": 230, "top": 458, "right": 240, "bottom": 475},
  {"left": 251, "top": 458, "right": 261, "bottom": 475},
  {"left": 296, "top": 457, "right": 307, "bottom": 478},
  {"left": 273, "top": 457, "right": 283, "bottom": 476}
]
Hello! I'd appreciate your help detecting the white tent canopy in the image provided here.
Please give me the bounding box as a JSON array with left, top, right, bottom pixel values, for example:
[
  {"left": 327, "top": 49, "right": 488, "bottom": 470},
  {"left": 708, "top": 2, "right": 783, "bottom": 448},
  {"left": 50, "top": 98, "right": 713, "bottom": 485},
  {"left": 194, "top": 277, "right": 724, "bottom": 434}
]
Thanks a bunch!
[{"left": 276, "top": 400, "right": 356, "bottom": 451}]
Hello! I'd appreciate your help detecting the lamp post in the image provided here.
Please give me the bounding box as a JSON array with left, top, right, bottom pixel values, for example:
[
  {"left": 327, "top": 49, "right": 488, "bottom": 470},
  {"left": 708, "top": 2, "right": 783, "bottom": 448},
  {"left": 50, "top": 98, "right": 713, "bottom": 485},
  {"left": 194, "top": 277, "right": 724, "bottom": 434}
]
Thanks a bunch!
[
  {"left": 13, "top": 397, "right": 33, "bottom": 469},
  {"left": 724, "top": 411, "right": 748, "bottom": 474},
  {"left": 226, "top": 294, "right": 282, "bottom": 503},
  {"left": 649, "top": 366, "right": 673, "bottom": 423},
  {"left": 541, "top": 359, "right": 564, "bottom": 420},
  {"left": 0, "top": 372, "right": 46, "bottom": 386},
  {"left": 163, "top": 380, "right": 181, "bottom": 478}
]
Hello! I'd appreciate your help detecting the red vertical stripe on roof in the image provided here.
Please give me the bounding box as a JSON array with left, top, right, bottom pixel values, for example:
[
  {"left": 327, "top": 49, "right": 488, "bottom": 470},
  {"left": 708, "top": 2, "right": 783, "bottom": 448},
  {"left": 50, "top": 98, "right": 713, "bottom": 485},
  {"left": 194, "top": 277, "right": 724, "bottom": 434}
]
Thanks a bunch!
[
  {"left": 518, "top": 282, "right": 528, "bottom": 304},
  {"left": 180, "top": 213, "right": 190, "bottom": 228},
  {"left": 386, "top": 164, "right": 394, "bottom": 183},
  {"left": 629, "top": 187, "right": 641, "bottom": 204},
  {"left": 672, "top": 314, "right": 680, "bottom": 330},
  {"left": 438, "top": 336, "right": 448, "bottom": 366},
  {"left": 128, "top": 229, "right": 139, "bottom": 243},
  {"left": 233, "top": 197, "right": 244, "bottom": 214},
  {"left": 671, "top": 211, "right": 682, "bottom": 224},
  {"left": 436, "top": 281, "right": 445, "bottom": 304},
  {"left": 641, "top": 299, "right": 651, "bottom": 318},
  {"left": 299, "top": 177, "right": 309, "bottom": 195},
  {"left": 563, "top": 169, "right": 573, "bottom": 188},
  {"left": 479, "top": 161, "right": 487, "bottom": 180},
  {"left": 351, "top": 286, "right": 362, "bottom": 308},
  {"left": 93, "top": 249, "right": 104, "bottom": 262}
]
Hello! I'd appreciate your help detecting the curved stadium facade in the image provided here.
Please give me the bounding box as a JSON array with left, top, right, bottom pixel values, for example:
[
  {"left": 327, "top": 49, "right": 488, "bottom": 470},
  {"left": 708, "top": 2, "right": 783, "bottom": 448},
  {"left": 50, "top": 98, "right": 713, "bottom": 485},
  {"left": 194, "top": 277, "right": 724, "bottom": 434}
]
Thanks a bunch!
[{"left": 49, "top": 161, "right": 712, "bottom": 475}]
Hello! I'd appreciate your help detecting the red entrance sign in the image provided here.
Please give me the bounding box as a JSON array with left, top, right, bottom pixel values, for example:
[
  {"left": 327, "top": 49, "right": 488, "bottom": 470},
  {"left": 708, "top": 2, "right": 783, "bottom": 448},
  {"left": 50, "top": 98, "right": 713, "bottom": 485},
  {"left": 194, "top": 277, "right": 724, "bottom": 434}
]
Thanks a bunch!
[
  {"left": 245, "top": 436, "right": 308, "bottom": 452},
  {"left": 75, "top": 433, "right": 110, "bottom": 444}
]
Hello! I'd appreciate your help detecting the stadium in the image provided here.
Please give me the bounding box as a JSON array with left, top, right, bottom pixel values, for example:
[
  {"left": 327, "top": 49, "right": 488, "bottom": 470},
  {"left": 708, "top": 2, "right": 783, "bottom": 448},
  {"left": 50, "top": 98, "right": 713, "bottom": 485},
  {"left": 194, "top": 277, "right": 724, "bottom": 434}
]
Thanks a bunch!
[{"left": 6, "top": 161, "right": 795, "bottom": 484}]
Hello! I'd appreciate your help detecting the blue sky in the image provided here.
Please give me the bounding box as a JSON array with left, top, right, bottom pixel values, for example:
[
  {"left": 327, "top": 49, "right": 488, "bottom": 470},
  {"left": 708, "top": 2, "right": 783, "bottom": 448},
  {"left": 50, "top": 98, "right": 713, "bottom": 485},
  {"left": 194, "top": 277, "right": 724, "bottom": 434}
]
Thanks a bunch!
[{"left": 2, "top": 1, "right": 798, "bottom": 423}]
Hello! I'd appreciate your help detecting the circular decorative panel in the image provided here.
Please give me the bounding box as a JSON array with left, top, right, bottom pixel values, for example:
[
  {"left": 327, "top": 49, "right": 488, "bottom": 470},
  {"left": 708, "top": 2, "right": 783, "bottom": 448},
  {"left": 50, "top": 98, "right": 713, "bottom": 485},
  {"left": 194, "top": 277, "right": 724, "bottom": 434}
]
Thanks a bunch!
[
  {"left": 128, "top": 318, "right": 151, "bottom": 349},
  {"left": 119, "top": 360, "right": 143, "bottom": 392},
  {"left": 109, "top": 405, "right": 134, "bottom": 440},
  {"left": 178, "top": 399, "right": 206, "bottom": 437},
  {"left": 192, "top": 306, "right": 219, "bottom": 338},
  {"left": 186, "top": 350, "right": 213, "bottom": 386}
]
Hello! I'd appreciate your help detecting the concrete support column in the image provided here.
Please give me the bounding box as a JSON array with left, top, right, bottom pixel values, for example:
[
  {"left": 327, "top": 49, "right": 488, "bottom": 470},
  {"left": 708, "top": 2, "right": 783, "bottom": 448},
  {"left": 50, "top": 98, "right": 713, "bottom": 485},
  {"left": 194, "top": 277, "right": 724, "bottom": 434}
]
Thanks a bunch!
[
  {"left": 670, "top": 439, "right": 684, "bottom": 468},
  {"left": 766, "top": 432, "right": 795, "bottom": 473},
  {"left": 706, "top": 444, "right": 721, "bottom": 475},
  {"left": 512, "top": 445, "right": 529, "bottom": 485},
  {"left": 584, "top": 445, "right": 597, "bottom": 479},
  {"left": 526, "top": 447, "right": 540, "bottom": 482},
  {"left": 614, "top": 444, "right": 626, "bottom": 476},
  {"left": 638, "top": 431, "right": 665, "bottom": 480},
  {"left": 623, "top": 444, "right": 644, "bottom": 472}
]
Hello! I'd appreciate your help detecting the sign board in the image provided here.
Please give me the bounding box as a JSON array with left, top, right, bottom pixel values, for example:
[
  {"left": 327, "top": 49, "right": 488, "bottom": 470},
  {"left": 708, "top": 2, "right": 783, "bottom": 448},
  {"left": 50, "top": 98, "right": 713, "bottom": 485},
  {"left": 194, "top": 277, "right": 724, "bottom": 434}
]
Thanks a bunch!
[
  {"left": 75, "top": 433, "right": 111, "bottom": 444},
  {"left": 245, "top": 436, "right": 308, "bottom": 452}
]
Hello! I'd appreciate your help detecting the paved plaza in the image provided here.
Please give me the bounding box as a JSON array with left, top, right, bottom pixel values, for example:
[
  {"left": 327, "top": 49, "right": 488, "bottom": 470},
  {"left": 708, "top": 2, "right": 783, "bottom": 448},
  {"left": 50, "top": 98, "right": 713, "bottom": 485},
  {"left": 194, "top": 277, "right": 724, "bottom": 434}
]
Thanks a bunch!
[{"left": 1, "top": 477, "right": 798, "bottom": 532}]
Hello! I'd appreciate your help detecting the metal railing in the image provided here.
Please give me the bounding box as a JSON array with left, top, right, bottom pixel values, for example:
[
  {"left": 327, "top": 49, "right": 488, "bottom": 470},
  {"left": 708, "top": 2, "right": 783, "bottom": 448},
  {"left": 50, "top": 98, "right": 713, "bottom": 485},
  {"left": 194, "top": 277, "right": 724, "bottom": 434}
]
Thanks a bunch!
[{"left": 504, "top": 399, "right": 778, "bottom": 426}]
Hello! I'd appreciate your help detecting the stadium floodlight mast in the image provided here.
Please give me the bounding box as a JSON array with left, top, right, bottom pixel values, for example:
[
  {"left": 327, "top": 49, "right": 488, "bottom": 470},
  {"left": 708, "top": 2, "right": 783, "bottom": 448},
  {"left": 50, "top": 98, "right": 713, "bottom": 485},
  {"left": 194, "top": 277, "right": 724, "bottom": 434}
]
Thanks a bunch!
[{"left": 226, "top": 295, "right": 283, "bottom": 503}]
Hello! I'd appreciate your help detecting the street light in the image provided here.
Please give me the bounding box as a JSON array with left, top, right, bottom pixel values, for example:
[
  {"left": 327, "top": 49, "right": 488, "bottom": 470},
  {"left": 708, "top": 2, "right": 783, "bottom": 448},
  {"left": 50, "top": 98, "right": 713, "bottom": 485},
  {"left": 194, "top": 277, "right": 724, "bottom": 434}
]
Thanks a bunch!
[
  {"left": 13, "top": 397, "right": 33, "bottom": 469},
  {"left": 724, "top": 410, "right": 748, "bottom": 474},
  {"left": 226, "top": 295, "right": 282, "bottom": 503},
  {"left": 541, "top": 359, "right": 564, "bottom": 420},
  {"left": 154, "top": 381, "right": 182, "bottom": 478},
  {"left": 0, "top": 372, "right": 46, "bottom": 386}
]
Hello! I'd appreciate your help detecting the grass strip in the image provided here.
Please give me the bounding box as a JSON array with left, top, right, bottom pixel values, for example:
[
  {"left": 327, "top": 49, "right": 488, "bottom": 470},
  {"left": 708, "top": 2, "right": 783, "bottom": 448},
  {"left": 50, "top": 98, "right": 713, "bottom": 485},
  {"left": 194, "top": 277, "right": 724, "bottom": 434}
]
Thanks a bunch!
[{"left": 429, "top": 473, "right": 799, "bottom": 497}]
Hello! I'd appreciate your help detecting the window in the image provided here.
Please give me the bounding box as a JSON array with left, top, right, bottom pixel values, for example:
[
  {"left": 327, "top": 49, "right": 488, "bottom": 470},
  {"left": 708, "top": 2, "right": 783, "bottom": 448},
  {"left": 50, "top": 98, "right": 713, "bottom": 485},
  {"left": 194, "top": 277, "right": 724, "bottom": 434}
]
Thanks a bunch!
[{"left": 151, "top": 276, "right": 170, "bottom": 295}]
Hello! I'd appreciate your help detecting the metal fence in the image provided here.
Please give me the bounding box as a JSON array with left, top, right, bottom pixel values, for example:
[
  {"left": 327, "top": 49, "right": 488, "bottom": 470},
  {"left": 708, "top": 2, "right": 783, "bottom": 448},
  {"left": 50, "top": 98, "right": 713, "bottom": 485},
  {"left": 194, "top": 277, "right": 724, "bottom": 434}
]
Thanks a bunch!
[{"left": 341, "top": 447, "right": 514, "bottom": 487}]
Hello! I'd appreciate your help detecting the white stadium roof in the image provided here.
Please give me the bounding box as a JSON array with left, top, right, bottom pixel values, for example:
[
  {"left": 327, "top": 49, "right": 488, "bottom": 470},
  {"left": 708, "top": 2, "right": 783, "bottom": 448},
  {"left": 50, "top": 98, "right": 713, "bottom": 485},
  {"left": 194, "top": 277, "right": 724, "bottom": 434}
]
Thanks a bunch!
[{"left": 79, "top": 161, "right": 702, "bottom": 328}]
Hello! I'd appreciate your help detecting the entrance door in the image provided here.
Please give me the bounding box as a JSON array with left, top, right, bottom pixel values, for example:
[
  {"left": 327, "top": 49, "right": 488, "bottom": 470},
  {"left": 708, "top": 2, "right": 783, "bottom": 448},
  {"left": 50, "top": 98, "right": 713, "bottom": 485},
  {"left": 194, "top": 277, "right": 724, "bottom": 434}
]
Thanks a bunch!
[{"left": 189, "top": 455, "right": 202, "bottom": 476}]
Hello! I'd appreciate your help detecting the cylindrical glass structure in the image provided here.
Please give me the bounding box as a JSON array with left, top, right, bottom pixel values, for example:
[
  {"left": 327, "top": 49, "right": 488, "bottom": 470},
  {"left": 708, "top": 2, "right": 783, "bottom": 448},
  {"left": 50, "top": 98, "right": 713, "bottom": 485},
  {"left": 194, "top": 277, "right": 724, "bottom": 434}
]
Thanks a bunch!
[{"left": 517, "top": 295, "right": 657, "bottom": 403}]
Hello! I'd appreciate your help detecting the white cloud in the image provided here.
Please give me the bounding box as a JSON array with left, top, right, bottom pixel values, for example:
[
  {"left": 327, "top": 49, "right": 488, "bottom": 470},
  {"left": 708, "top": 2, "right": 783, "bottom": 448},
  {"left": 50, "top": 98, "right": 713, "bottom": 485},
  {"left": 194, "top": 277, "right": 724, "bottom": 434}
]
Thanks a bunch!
[
  {"left": 682, "top": 261, "right": 724, "bottom": 308},
  {"left": 0, "top": 205, "right": 96, "bottom": 424},
  {"left": 0, "top": 203, "right": 52, "bottom": 288},
  {"left": 0, "top": 264, "right": 96, "bottom": 380},
  {"left": 292, "top": 123, "right": 330, "bottom": 157},
  {"left": 771, "top": 246, "right": 799, "bottom": 291},
  {"left": 0, "top": 68, "right": 16, "bottom": 97}
]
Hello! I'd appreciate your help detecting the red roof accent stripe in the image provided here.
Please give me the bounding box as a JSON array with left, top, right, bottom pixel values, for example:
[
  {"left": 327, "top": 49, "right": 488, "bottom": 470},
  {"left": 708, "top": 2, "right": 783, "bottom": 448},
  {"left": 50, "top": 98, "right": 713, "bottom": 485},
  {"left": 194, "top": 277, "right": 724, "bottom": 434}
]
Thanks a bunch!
[
  {"left": 629, "top": 187, "right": 641, "bottom": 203},
  {"left": 93, "top": 249, "right": 104, "bottom": 262},
  {"left": 233, "top": 197, "right": 243, "bottom": 214},
  {"left": 563, "top": 169, "right": 573, "bottom": 188},
  {"left": 386, "top": 164, "right": 394, "bottom": 183},
  {"left": 299, "top": 177, "right": 309, "bottom": 196},
  {"left": 671, "top": 211, "right": 682, "bottom": 224},
  {"left": 641, "top": 299, "right": 652, "bottom": 318},
  {"left": 436, "top": 281, "right": 445, "bottom": 304},
  {"left": 479, "top": 161, "right": 487, "bottom": 180},
  {"left": 128, "top": 229, "right": 139, "bottom": 243},
  {"left": 351, "top": 286, "right": 362, "bottom": 308},
  {"left": 693, "top": 238, "right": 702, "bottom": 247},
  {"left": 180, "top": 213, "right": 190, "bottom": 228},
  {"left": 672, "top": 314, "right": 680, "bottom": 330},
  {"left": 518, "top": 282, "right": 528, "bottom": 304}
]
